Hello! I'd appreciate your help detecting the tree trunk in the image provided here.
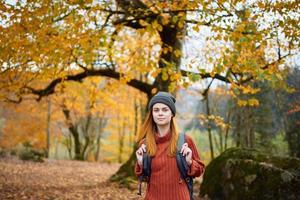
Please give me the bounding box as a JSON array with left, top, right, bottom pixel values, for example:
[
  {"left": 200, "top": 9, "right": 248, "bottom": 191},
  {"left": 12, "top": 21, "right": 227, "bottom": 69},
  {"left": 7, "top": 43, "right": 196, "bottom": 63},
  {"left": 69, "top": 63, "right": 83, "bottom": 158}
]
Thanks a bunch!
[
  {"left": 95, "top": 134, "right": 101, "bottom": 161},
  {"left": 54, "top": 136, "right": 59, "bottom": 159},
  {"left": 218, "top": 128, "right": 223, "bottom": 153},
  {"left": 224, "top": 108, "right": 232, "bottom": 150},
  {"left": 236, "top": 107, "right": 241, "bottom": 147},
  {"left": 82, "top": 136, "right": 90, "bottom": 160},
  {"left": 131, "top": 98, "right": 139, "bottom": 147},
  {"left": 82, "top": 114, "right": 92, "bottom": 160},
  {"left": 62, "top": 106, "right": 83, "bottom": 160},
  {"left": 153, "top": 18, "right": 185, "bottom": 91},
  {"left": 118, "top": 116, "right": 126, "bottom": 163},
  {"left": 243, "top": 106, "right": 255, "bottom": 148},
  {"left": 249, "top": 127, "right": 255, "bottom": 148},
  {"left": 46, "top": 97, "right": 51, "bottom": 158},
  {"left": 70, "top": 127, "right": 82, "bottom": 160},
  {"left": 66, "top": 133, "right": 73, "bottom": 159},
  {"left": 95, "top": 113, "right": 107, "bottom": 161},
  {"left": 206, "top": 93, "right": 214, "bottom": 160},
  {"left": 95, "top": 118, "right": 103, "bottom": 161},
  {"left": 213, "top": 133, "right": 221, "bottom": 154}
]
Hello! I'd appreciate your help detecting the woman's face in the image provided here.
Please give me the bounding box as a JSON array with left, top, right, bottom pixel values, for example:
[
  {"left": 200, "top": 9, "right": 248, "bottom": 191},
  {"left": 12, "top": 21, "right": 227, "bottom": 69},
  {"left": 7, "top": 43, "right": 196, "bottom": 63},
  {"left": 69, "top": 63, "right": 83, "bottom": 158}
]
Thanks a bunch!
[{"left": 152, "top": 103, "right": 173, "bottom": 126}]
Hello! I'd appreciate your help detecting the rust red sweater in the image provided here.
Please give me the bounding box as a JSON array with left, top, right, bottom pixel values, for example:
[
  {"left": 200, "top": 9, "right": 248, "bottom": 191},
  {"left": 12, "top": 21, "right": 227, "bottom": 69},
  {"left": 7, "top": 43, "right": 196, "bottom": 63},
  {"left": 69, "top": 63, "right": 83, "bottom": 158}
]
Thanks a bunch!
[{"left": 135, "top": 131, "right": 205, "bottom": 200}]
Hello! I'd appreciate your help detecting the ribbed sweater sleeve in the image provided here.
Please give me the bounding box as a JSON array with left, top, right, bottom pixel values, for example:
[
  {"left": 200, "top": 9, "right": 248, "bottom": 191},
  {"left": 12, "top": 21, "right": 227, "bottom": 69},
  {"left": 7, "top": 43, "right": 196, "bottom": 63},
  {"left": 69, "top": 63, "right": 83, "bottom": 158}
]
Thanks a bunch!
[{"left": 185, "top": 135, "right": 205, "bottom": 177}]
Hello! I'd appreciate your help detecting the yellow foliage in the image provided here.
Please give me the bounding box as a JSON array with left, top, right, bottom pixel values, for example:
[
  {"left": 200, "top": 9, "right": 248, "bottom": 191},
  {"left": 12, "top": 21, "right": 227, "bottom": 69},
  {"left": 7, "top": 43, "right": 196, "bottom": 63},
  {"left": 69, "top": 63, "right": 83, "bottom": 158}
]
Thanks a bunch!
[
  {"left": 241, "top": 85, "right": 261, "bottom": 94},
  {"left": 174, "top": 49, "right": 181, "bottom": 58},
  {"left": 248, "top": 98, "right": 259, "bottom": 106},
  {"left": 237, "top": 98, "right": 259, "bottom": 107},
  {"left": 237, "top": 99, "right": 248, "bottom": 107},
  {"left": 193, "top": 25, "right": 200, "bottom": 32},
  {"left": 0, "top": 100, "right": 49, "bottom": 149},
  {"left": 152, "top": 20, "right": 163, "bottom": 32}
]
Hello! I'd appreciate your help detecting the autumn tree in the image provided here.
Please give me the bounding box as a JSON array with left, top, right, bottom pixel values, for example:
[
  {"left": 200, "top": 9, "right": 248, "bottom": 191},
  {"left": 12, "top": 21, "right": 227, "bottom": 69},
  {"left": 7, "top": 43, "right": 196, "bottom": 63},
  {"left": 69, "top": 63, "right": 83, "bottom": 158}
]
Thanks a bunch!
[
  {"left": 1, "top": 0, "right": 299, "bottom": 184},
  {"left": 51, "top": 77, "right": 142, "bottom": 161},
  {"left": 53, "top": 78, "right": 111, "bottom": 160}
]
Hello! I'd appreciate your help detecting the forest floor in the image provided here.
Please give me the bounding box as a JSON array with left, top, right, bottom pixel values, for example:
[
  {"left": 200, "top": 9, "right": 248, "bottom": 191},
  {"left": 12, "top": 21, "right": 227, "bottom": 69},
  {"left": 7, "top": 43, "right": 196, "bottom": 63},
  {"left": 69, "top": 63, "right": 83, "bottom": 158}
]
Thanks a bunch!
[{"left": 0, "top": 156, "right": 204, "bottom": 200}]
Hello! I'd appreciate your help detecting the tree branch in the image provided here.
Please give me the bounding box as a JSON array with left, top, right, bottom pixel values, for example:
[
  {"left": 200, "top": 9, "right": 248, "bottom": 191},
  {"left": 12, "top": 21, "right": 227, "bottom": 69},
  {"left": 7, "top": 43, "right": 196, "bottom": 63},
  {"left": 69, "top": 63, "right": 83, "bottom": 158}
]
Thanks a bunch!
[
  {"left": 240, "top": 53, "right": 290, "bottom": 84},
  {"left": 25, "top": 68, "right": 154, "bottom": 101},
  {"left": 180, "top": 69, "right": 231, "bottom": 83},
  {"left": 52, "top": 7, "right": 75, "bottom": 22},
  {"left": 186, "top": 14, "right": 233, "bottom": 26},
  {"left": 202, "top": 78, "right": 215, "bottom": 98},
  {"left": 19, "top": 66, "right": 232, "bottom": 103}
]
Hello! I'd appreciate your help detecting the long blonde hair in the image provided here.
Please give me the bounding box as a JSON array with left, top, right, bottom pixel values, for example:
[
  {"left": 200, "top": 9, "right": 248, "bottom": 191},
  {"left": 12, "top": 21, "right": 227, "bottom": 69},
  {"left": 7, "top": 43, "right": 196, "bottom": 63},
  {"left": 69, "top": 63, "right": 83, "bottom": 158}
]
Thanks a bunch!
[{"left": 136, "top": 111, "right": 179, "bottom": 157}]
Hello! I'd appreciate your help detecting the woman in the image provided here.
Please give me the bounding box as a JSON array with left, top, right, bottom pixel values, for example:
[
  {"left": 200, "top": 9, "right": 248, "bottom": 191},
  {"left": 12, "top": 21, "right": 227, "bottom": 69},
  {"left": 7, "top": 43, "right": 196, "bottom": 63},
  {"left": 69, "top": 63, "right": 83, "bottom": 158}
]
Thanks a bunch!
[{"left": 135, "top": 91, "right": 205, "bottom": 200}]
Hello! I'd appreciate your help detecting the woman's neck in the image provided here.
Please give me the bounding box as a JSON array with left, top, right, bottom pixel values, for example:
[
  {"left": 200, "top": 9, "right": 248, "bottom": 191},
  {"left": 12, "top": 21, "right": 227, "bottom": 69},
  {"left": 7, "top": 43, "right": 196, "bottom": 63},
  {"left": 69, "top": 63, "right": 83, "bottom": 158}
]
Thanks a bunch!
[{"left": 156, "top": 124, "right": 170, "bottom": 137}]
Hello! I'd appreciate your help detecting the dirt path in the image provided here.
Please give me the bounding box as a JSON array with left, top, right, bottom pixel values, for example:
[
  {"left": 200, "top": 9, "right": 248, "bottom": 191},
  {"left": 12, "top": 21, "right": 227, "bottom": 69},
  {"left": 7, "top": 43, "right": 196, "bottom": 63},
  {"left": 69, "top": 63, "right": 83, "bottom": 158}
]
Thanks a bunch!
[{"left": 0, "top": 157, "right": 143, "bottom": 200}]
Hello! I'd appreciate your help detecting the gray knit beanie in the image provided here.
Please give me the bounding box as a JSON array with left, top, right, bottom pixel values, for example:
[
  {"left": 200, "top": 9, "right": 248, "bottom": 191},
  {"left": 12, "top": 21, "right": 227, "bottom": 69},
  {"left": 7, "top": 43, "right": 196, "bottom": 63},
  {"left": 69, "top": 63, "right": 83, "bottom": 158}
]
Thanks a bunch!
[{"left": 148, "top": 92, "right": 176, "bottom": 116}]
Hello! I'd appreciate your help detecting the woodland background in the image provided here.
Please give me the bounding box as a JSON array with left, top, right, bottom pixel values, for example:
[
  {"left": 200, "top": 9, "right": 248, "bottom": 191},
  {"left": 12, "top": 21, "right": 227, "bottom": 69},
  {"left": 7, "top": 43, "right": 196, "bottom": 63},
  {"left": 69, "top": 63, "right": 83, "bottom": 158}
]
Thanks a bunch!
[{"left": 0, "top": 0, "right": 299, "bottom": 199}]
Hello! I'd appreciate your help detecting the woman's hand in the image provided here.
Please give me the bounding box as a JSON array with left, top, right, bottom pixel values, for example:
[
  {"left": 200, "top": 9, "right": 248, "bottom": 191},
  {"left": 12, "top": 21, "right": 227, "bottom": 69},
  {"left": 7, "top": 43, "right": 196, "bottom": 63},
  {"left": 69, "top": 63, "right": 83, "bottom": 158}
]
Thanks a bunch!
[
  {"left": 136, "top": 144, "right": 147, "bottom": 166},
  {"left": 180, "top": 143, "right": 192, "bottom": 166}
]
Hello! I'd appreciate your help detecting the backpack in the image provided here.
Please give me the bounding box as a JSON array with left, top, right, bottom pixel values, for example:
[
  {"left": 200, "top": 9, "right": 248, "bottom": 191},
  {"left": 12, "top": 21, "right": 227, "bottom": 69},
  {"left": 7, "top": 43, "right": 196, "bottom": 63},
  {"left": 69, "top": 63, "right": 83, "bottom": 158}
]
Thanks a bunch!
[{"left": 137, "top": 133, "right": 194, "bottom": 200}]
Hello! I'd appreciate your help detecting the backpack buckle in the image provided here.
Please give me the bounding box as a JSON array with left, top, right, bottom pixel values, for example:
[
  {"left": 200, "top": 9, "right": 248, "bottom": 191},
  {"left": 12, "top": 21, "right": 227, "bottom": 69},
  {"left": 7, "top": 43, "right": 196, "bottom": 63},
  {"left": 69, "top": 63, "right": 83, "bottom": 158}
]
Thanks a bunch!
[{"left": 185, "top": 177, "right": 191, "bottom": 182}]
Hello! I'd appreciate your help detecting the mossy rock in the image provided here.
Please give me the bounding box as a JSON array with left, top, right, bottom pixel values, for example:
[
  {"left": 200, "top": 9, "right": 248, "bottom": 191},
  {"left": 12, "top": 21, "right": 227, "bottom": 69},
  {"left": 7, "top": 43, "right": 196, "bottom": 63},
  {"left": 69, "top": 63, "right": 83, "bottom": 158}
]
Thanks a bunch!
[{"left": 200, "top": 148, "right": 300, "bottom": 200}]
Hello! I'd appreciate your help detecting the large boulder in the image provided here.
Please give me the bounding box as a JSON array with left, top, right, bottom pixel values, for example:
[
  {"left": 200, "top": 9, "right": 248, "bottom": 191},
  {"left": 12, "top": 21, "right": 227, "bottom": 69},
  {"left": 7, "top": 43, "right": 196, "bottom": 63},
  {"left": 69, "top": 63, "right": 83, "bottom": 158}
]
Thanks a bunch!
[{"left": 200, "top": 148, "right": 300, "bottom": 200}]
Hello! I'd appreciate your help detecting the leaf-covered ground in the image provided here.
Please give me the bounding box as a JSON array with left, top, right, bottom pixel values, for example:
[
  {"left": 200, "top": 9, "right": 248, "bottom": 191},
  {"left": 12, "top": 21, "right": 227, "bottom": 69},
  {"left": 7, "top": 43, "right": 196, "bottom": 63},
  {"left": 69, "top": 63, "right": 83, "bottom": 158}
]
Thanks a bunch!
[
  {"left": 0, "top": 157, "right": 144, "bottom": 200},
  {"left": 0, "top": 157, "right": 204, "bottom": 200}
]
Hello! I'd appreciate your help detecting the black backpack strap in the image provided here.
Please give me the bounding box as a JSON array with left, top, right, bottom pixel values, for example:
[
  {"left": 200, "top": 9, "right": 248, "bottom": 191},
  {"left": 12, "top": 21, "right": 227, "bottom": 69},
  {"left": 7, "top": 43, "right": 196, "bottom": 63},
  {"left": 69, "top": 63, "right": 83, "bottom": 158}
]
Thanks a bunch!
[
  {"left": 137, "top": 152, "right": 152, "bottom": 195},
  {"left": 142, "top": 153, "right": 152, "bottom": 181},
  {"left": 137, "top": 176, "right": 142, "bottom": 195},
  {"left": 176, "top": 132, "right": 194, "bottom": 200}
]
